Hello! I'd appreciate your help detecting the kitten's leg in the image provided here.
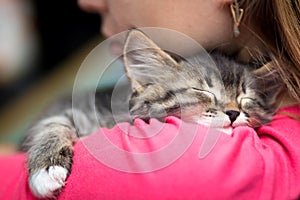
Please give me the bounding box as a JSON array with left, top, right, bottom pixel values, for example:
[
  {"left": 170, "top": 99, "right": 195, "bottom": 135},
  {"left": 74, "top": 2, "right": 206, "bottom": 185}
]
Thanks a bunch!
[{"left": 21, "top": 109, "right": 94, "bottom": 198}]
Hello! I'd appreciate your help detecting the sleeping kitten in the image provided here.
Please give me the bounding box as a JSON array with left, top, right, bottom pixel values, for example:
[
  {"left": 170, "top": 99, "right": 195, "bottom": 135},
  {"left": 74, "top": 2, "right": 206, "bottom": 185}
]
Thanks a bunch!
[{"left": 20, "top": 29, "right": 283, "bottom": 198}]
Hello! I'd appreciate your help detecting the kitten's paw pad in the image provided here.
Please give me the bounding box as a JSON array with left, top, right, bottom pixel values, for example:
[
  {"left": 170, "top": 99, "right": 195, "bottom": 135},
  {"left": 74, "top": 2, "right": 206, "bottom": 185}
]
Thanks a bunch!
[{"left": 29, "top": 166, "right": 68, "bottom": 198}]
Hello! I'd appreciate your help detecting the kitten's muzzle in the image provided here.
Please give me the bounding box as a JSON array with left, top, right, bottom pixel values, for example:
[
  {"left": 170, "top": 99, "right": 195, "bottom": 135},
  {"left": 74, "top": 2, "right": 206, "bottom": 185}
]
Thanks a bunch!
[{"left": 225, "top": 110, "right": 240, "bottom": 123}]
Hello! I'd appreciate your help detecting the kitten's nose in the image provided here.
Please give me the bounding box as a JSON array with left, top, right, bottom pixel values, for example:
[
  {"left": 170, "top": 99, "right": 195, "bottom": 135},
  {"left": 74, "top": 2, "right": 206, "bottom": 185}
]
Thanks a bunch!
[{"left": 225, "top": 110, "right": 240, "bottom": 123}]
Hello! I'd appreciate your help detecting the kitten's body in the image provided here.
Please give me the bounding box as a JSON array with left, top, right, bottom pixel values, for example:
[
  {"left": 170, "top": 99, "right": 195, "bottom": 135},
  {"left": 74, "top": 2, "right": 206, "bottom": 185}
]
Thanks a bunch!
[{"left": 20, "top": 30, "right": 283, "bottom": 198}]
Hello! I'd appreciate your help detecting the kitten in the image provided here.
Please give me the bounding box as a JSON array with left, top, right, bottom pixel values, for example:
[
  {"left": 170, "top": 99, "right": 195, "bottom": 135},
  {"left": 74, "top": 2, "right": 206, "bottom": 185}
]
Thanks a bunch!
[{"left": 20, "top": 29, "right": 283, "bottom": 198}]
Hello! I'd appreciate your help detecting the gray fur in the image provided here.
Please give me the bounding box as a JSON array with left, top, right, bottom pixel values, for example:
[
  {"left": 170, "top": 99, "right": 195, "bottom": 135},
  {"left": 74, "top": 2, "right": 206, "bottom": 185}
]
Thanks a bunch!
[{"left": 20, "top": 29, "right": 283, "bottom": 197}]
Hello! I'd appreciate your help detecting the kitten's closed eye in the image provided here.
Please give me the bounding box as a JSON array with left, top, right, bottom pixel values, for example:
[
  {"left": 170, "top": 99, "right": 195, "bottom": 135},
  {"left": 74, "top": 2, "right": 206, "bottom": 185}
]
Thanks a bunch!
[
  {"left": 240, "top": 97, "right": 258, "bottom": 112},
  {"left": 191, "top": 88, "right": 216, "bottom": 104},
  {"left": 236, "top": 97, "right": 273, "bottom": 127}
]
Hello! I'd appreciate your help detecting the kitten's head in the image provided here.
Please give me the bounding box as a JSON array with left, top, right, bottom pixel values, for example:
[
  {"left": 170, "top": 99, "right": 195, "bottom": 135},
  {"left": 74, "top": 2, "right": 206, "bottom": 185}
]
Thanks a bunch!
[
  {"left": 123, "top": 29, "right": 283, "bottom": 128},
  {"left": 230, "top": 62, "right": 284, "bottom": 127}
]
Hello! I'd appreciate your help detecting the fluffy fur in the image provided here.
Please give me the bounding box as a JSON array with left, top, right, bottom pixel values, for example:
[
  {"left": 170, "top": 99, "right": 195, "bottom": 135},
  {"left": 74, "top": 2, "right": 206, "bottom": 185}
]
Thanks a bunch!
[{"left": 20, "top": 29, "right": 283, "bottom": 198}]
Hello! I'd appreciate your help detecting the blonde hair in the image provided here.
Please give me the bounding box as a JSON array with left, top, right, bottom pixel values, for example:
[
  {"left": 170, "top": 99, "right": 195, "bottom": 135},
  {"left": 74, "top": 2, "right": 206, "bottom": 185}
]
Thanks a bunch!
[{"left": 240, "top": 0, "right": 300, "bottom": 101}]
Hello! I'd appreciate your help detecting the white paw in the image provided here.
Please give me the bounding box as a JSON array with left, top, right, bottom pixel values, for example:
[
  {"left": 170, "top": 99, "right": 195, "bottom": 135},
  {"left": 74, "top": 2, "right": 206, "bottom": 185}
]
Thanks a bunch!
[{"left": 29, "top": 166, "right": 68, "bottom": 198}]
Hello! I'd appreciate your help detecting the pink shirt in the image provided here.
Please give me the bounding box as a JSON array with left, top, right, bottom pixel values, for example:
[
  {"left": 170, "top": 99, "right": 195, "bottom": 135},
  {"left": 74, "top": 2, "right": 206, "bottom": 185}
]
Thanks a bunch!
[{"left": 1, "top": 105, "right": 300, "bottom": 200}]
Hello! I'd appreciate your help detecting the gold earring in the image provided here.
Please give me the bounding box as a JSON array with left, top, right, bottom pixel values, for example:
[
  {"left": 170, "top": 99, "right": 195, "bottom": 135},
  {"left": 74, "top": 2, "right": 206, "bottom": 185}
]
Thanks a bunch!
[{"left": 230, "top": 0, "right": 244, "bottom": 37}]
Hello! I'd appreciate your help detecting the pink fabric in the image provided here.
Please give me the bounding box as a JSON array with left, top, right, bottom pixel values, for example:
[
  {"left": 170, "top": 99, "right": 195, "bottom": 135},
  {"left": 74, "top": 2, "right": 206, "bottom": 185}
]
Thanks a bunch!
[{"left": 1, "top": 105, "right": 300, "bottom": 200}]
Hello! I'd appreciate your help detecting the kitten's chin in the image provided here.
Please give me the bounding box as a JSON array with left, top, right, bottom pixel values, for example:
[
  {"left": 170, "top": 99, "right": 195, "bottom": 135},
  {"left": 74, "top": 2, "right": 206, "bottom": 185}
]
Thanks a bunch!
[
  {"left": 215, "top": 127, "right": 233, "bottom": 135},
  {"left": 232, "top": 112, "right": 249, "bottom": 128},
  {"left": 232, "top": 122, "right": 249, "bottom": 128},
  {"left": 192, "top": 116, "right": 231, "bottom": 128},
  {"left": 190, "top": 116, "right": 233, "bottom": 135}
]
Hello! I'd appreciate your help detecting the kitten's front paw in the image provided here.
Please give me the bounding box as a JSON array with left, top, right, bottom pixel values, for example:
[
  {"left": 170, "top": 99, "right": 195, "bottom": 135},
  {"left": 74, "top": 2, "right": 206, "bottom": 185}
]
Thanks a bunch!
[
  {"left": 28, "top": 142, "right": 74, "bottom": 198},
  {"left": 29, "top": 166, "right": 68, "bottom": 198}
]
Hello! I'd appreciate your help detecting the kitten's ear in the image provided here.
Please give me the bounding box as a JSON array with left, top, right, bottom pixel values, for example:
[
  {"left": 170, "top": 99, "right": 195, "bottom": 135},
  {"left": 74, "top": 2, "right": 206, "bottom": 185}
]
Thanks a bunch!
[
  {"left": 123, "top": 29, "right": 178, "bottom": 93},
  {"left": 253, "top": 63, "right": 284, "bottom": 105}
]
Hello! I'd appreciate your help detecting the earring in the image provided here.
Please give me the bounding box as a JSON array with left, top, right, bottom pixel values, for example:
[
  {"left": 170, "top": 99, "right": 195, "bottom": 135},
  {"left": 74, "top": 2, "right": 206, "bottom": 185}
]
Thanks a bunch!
[{"left": 230, "top": 0, "right": 244, "bottom": 37}]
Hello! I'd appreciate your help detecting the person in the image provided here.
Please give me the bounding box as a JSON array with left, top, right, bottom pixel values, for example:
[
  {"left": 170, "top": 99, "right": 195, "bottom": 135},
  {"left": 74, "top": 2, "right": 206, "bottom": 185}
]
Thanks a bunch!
[{"left": 1, "top": 0, "right": 300, "bottom": 199}]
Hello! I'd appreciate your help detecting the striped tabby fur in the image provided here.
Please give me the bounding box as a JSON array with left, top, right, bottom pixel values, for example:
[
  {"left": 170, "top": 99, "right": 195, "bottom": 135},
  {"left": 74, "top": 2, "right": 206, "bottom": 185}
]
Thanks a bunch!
[{"left": 20, "top": 29, "right": 283, "bottom": 198}]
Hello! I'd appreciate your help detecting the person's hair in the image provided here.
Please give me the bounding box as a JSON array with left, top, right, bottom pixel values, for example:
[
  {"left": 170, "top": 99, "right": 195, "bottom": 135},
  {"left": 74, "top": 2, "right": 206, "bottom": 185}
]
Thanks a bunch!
[{"left": 240, "top": 0, "right": 300, "bottom": 101}]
